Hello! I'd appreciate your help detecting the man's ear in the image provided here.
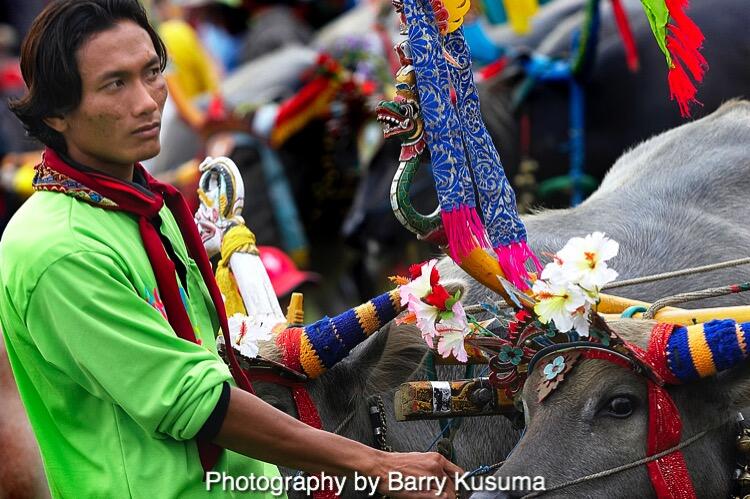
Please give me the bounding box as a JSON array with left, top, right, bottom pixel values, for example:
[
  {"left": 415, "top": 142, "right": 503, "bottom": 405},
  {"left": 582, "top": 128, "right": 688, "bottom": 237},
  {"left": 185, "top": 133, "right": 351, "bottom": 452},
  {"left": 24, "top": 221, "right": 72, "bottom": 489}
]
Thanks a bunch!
[{"left": 43, "top": 116, "right": 68, "bottom": 133}]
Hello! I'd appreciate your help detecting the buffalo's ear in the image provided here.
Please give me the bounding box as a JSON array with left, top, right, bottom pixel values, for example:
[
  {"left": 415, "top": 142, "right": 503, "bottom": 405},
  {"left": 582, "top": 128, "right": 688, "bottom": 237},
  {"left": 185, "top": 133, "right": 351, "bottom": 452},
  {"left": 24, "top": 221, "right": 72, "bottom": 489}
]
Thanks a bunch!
[
  {"left": 364, "top": 323, "right": 430, "bottom": 396},
  {"left": 719, "top": 362, "right": 750, "bottom": 410}
]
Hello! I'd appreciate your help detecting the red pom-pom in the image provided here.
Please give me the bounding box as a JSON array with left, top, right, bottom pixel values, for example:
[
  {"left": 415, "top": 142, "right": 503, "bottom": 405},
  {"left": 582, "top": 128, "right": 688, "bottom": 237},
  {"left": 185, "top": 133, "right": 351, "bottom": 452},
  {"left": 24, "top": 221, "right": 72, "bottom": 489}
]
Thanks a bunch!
[
  {"left": 430, "top": 266, "right": 440, "bottom": 286},
  {"left": 409, "top": 263, "right": 423, "bottom": 280},
  {"left": 515, "top": 309, "right": 532, "bottom": 322},
  {"left": 425, "top": 284, "right": 451, "bottom": 310}
]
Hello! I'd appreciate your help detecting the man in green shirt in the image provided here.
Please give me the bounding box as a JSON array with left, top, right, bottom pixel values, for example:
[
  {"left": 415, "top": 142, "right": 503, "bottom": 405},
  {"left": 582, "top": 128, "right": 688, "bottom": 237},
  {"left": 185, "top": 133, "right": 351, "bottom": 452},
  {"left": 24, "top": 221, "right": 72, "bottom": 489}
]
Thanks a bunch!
[{"left": 0, "top": 1, "right": 461, "bottom": 497}]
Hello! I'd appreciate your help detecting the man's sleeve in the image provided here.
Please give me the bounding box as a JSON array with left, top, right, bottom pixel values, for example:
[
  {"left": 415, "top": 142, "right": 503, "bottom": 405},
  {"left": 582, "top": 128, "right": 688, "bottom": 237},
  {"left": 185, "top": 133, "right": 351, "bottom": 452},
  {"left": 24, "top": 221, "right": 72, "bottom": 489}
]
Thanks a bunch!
[{"left": 24, "top": 250, "right": 233, "bottom": 441}]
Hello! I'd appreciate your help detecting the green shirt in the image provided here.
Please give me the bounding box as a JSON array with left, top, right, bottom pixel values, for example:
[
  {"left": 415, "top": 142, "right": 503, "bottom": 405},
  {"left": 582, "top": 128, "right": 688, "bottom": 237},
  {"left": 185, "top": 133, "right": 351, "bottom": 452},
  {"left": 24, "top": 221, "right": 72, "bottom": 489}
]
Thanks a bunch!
[{"left": 0, "top": 191, "right": 280, "bottom": 498}]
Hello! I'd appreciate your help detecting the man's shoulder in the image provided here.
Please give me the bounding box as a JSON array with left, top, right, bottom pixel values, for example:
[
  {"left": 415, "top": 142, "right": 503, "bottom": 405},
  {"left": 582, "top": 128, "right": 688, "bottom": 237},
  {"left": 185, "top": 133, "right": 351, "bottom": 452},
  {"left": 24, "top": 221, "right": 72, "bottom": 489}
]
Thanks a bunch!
[{"left": 0, "top": 192, "right": 136, "bottom": 287}]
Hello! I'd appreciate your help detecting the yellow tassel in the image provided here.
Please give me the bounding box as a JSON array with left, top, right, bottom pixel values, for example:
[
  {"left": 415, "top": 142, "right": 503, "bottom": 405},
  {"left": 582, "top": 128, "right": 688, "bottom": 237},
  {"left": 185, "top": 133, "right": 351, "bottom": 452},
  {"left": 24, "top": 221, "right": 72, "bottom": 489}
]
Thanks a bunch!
[
  {"left": 215, "top": 225, "right": 259, "bottom": 317},
  {"left": 502, "top": 0, "right": 539, "bottom": 34}
]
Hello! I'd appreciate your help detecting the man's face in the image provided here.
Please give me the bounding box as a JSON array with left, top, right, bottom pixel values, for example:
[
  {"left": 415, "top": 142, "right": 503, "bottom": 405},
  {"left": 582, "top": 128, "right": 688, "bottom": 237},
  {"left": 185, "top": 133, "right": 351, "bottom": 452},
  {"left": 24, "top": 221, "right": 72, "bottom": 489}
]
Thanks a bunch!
[{"left": 51, "top": 20, "right": 167, "bottom": 175}]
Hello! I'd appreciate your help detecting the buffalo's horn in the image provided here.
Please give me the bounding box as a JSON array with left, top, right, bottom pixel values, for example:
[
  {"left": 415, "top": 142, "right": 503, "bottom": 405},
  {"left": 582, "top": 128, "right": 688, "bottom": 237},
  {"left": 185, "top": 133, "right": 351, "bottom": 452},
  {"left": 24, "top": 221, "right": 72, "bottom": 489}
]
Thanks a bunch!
[
  {"left": 275, "top": 290, "right": 403, "bottom": 379},
  {"left": 665, "top": 319, "right": 750, "bottom": 381}
]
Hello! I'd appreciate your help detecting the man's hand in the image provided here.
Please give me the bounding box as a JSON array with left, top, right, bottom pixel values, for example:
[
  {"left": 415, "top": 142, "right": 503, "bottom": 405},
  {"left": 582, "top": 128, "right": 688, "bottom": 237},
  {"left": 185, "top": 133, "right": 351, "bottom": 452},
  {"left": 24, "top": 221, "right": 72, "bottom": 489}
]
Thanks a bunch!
[{"left": 370, "top": 451, "right": 463, "bottom": 499}]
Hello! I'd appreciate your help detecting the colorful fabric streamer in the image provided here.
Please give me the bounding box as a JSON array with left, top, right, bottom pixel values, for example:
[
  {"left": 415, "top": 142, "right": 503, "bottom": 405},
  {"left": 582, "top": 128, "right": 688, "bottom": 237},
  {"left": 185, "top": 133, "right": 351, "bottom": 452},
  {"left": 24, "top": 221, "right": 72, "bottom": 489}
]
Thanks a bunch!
[
  {"left": 402, "top": 0, "right": 538, "bottom": 287},
  {"left": 639, "top": 0, "right": 707, "bottom": 117}
]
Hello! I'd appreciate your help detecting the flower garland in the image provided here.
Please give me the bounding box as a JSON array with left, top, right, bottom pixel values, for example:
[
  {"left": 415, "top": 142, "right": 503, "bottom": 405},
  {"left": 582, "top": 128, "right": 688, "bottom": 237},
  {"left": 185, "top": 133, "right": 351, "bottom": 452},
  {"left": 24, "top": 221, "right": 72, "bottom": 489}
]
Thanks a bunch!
[
  {"left": 531, "top": 232, "right": 619, "bottom": 336},
  {"left": 394, "top": 259, "right": 471, "bottom": 362},
  {"left": 227, "top": 313, "right": 274, "bottom": 359},
  {"left": 395, "top": 232, "right": 619, "bottom": 363}
]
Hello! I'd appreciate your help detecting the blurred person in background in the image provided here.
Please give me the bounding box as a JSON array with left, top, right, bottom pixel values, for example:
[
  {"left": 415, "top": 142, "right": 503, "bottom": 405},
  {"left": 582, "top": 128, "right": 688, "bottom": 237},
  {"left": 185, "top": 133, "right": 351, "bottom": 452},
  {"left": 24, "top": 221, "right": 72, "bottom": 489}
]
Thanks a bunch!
[{"left": 238, "top": 0, "right": 312, "bottom": 64}]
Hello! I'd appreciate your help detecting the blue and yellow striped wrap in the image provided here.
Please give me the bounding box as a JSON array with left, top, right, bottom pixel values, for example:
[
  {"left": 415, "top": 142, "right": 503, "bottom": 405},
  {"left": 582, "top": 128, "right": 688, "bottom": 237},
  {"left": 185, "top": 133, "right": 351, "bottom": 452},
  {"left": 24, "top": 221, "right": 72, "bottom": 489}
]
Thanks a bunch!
[
  {"left": 665, "top": 319, "right": 750, "bottom": 382},
  {"left": 295, "top": 290, "right": 403, "bottom": 379}
]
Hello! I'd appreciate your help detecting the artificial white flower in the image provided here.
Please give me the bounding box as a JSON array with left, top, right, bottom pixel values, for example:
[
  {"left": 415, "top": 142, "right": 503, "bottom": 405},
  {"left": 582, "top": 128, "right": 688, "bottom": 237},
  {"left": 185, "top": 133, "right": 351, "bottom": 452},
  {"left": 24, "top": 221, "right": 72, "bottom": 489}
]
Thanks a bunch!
[
  {"left": 539, "top": 255, "right": 567, "bottom": 286},
  {"left": 532, "top": 280, "right": 588, "bottom": 333},
  {"left": 399, "top": 259, "right": 439, "bottom": 306},
  {"left": 228, "top": 313, "right": 273, "bottom": 358},
  {"left": 556, "top": 232, "right": 619, "bottom": 291},
  {"left": 408, "top": 294, "right": 440, "bottom": 342},
  {"left": 435, "top": 301, "right": 469, "bottom": 362},
  {"left": 570, "top": 307, "right": 591, "bottom": 336}
]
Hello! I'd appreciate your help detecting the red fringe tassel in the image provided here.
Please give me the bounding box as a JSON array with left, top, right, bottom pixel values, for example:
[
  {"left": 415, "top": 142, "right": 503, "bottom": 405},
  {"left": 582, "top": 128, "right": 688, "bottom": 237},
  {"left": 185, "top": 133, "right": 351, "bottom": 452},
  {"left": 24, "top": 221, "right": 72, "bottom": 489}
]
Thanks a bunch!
[
  {"left": 610, "top": 0, "right": 639, "bottom": 72},
  {"left": 664, "top": 0, "right": 708, "bottom": 117}
]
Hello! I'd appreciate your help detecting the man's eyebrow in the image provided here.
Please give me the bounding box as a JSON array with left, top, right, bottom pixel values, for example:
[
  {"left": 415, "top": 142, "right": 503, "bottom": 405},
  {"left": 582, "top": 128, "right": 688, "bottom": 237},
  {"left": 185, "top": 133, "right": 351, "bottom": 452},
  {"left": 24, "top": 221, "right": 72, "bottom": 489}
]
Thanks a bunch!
[
  {"left": 97, "top": 56, "right": 161, "bottom": 83},
  {"left": 142, "top": 55, "right": 160, "bottom": 69}
]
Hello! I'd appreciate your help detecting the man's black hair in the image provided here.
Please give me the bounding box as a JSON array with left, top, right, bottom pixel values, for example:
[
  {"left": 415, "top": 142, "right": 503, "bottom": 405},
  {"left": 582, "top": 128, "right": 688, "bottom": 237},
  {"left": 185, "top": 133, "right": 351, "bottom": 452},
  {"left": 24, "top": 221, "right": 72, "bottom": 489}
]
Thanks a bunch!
[{"left": 9, "top": 0, "right": 167, "bottom": 152}]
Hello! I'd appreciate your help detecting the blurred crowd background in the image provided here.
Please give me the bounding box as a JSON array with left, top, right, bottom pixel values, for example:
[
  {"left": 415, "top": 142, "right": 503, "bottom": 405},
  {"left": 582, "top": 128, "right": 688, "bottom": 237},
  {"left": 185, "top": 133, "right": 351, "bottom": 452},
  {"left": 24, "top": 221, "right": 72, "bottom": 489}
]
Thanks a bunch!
[{"left": 0, "top": 0, "right": 746, "bottom": 319}]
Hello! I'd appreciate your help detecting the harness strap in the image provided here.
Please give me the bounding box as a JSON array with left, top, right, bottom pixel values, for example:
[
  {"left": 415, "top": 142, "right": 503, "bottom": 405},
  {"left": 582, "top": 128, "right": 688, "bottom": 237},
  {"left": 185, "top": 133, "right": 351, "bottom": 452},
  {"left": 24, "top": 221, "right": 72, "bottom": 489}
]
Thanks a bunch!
[{"left": 252, "top": 371, "right": 336, "bottom": 499}]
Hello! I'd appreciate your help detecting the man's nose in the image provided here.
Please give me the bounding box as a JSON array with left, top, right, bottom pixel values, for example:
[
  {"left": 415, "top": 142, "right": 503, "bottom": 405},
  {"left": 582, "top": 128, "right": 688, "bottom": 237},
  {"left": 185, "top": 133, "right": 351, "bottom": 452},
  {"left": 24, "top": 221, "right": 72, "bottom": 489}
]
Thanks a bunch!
[{"left": 132, "top": 80, "right": 159, "bottom": 116}]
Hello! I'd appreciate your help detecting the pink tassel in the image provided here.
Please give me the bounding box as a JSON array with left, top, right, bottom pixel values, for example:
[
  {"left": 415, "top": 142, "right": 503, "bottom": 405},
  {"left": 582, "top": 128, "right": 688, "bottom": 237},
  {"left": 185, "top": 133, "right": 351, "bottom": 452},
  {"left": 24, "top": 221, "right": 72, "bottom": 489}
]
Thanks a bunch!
[
  {"left": 495, "top": 241, "right": 541, "bottom": 291},
  {"left": 441, "top": 205, "right": 490, "bottom": 263}
]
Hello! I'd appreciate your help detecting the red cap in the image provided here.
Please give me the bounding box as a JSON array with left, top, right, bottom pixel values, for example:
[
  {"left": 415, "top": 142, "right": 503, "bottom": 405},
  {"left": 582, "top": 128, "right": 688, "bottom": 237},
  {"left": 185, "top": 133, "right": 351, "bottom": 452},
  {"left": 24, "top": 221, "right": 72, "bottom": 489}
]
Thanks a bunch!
[{"left": 258, "top": 246, "right": 320, "bottom": 297}]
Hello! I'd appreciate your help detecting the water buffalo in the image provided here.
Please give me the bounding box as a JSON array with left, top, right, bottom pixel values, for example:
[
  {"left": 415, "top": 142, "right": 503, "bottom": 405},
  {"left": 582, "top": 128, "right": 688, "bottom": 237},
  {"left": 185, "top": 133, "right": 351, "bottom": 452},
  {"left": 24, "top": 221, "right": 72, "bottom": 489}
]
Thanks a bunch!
[
  {"left": 249, "top": 101, "right": 750, "bottom": 497},
  {"left": 463, "top": 100, "right": 750, "bottom": 497}
]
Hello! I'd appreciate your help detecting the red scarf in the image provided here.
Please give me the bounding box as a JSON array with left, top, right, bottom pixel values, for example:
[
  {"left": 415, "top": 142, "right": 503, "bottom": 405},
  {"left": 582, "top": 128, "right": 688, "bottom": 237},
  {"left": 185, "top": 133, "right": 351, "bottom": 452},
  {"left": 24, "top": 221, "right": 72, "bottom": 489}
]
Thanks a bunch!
[{"left": 33, "top": 148, "right": 253, "bottom": 472}]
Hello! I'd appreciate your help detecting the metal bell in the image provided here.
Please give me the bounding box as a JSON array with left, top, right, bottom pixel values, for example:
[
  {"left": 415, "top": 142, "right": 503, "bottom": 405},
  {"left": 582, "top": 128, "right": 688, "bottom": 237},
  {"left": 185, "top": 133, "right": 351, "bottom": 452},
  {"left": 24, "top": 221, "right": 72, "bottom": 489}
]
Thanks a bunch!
[
  {"left": 736, "top": 469, "right": 750, "bottom": 490},
  {"left": 737, "top": 433, "right": 750, "bottom": 455}
]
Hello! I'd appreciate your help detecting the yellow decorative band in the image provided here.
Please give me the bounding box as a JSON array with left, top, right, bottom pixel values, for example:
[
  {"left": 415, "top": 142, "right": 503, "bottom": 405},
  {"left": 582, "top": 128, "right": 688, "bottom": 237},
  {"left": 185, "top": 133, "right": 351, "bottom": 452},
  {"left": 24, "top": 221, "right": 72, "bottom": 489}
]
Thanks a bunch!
[
  {"left": 737, "top": 323, "right": 747, "bottom": 356},
  {"left": 299, "top": 334, "right": 326, "bottom": 379},
  {"left": 686, "top": 323, "right": 717, "bottom": 377},
  {"left": 355, "top": 301, "right": 381, "bottom": 337}
]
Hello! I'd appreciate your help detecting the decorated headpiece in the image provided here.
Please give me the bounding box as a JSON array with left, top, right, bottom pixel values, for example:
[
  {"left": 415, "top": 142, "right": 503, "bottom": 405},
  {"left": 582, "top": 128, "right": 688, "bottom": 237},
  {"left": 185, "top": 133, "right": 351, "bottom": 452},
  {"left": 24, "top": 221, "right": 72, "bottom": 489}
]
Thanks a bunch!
[
  {"left": 479, "top": 232, "right": 750, "bottom": 499},
  {"left": 194, "top": 156, "right": 286, "bottom": 323},
  {"left": 391, "top": 0, "right": 540, "bottom": 289}
]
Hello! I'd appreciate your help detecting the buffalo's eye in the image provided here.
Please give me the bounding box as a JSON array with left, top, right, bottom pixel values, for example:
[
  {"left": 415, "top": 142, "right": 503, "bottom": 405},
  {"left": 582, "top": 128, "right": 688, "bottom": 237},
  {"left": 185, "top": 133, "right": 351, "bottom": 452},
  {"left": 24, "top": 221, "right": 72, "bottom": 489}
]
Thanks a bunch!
[{"left": 601, "top": 396, "right": 635, "bottom": 418}]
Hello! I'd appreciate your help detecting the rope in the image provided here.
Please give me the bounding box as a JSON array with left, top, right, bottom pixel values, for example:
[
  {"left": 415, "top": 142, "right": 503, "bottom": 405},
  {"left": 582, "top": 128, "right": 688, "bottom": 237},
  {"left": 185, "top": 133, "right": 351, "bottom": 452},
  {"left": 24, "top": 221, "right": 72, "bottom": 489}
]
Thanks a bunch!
[
  {"left": 465, "top": 461, "right": 505, "bottom": 478},
  {"left": 332, "top": 410, "right": 356, "bottom": 436},
  {"left": 643, "top": 282, "right": 750, "bottom": 319},
  {"left": 464, "top": 301, "right": 513, "bottom": 314},
  {"left": 602, "top": 257, "right": 750, "bottom": 290},
  {"left": 520, "top": 418, "right": 730, "bottom": 498}
]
